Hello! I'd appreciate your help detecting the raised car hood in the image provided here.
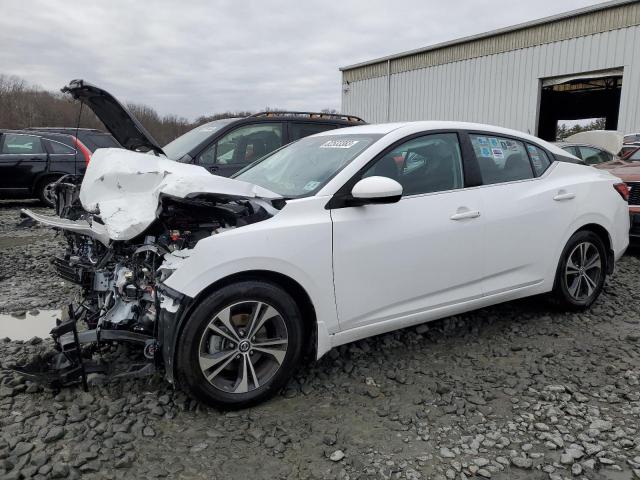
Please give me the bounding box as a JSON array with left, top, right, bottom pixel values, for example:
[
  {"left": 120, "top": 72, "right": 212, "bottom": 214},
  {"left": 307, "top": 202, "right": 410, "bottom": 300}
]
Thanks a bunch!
[
  {"left": 62, "top": 79, "right": 165, "bottom": 155},
  {"left": 76, "top": 148, "right": 281, "bottom": 241}
]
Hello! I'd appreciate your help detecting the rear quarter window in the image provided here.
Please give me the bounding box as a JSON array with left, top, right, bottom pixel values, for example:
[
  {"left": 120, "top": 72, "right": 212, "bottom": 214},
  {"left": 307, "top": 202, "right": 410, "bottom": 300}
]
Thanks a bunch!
[
  {"left": 48, "top": 140, "right": 76, "bottom": 155},
  {"left": 525, "top": 144, "right": 552, "bottom": 176},
  {"left": 83, "top": 134, "right": 120, "bottom": 151}
]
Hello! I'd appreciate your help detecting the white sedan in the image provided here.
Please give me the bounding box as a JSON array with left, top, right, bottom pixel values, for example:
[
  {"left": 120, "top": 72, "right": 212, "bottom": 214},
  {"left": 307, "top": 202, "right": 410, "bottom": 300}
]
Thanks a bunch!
[
  {"left": 26, "top": 121, "right": 630, "bottom": 407},
  {"left": 161, "top": 121, "right": 629, "bottom": 406}
]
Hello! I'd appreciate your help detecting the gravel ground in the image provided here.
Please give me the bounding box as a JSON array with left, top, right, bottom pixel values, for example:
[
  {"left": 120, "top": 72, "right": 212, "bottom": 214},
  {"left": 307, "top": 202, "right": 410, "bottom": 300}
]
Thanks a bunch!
[{"left": 1, "top": 199, "right": 639, "bottom": 480}]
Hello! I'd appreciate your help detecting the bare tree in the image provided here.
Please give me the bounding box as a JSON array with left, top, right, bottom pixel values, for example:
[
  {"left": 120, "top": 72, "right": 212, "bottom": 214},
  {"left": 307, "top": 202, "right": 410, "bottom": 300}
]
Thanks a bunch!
[{"left": 0, "top": 74, "right": 257, "bottom": 145}]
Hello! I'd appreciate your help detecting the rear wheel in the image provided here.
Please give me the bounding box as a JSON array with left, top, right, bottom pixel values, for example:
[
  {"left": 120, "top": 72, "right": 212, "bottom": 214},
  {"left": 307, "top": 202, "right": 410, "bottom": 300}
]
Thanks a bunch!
[
  {"left": 176, "top": 280, "right": 304, "bottom": 408},
  {"left": 36, "top": 176, "right": 60, "bottom": 207},
  {"left": 552, "top": 231, "right": 606, "bottom": 310}
]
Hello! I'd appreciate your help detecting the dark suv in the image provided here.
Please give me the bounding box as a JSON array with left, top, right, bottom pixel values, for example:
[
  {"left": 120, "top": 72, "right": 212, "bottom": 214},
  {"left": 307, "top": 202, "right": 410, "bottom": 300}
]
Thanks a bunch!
[
  {"left": 0, "top": 130, "right": 93, "bottom": 206},
  {"left": 162, "top": 111, "right": 366, "bottom": 176},
  {"left": 63, "top": 80, "right": 366, "bottom": 177}
]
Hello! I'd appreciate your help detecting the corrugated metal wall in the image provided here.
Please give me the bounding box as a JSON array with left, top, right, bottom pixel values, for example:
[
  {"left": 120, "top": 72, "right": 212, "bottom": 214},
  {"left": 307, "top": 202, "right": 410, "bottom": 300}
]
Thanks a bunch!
[{"left": 342, "top": 23, "right": 640, "bottom": 135}]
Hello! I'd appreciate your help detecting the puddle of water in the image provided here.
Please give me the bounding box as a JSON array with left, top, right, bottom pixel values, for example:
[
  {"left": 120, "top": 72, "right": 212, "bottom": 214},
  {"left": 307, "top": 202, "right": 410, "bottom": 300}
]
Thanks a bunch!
[{"left": 0, "top": 309, "right": 60, "bottom": 340}]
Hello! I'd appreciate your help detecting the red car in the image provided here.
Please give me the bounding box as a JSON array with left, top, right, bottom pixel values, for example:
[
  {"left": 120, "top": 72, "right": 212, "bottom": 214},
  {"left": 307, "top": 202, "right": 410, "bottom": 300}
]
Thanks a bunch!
[{"left": 596, "top": 161, "right": 640, "bottom": 242}]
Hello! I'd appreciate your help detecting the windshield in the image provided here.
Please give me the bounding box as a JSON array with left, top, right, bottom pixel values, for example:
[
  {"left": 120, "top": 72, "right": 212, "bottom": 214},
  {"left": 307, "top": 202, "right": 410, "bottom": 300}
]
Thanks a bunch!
[
  {"left": 235, "top": 133, "right": 382, "bottom": 197},
  {"left": 163, "top": 119, "right": 237, "bottom": 160}
]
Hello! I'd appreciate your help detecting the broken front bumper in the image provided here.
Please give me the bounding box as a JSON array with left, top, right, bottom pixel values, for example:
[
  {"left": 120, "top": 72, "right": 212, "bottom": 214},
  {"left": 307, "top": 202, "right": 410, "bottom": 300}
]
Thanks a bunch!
[
  {"left": 157, "top": 283, "right": 192, "bottom": 385},
  {"left": 21, "top": 209, "right": 110, "bottom": 246}
]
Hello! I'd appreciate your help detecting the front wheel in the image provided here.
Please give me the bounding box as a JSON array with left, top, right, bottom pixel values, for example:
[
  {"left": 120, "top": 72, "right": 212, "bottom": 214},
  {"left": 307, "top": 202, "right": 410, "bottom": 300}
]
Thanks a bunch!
[
  {"left": 552, "top": 230, "right": 607, "bottom": 310},
  {"left": 176, "top": 281, "right": 304, "bottom": 408}
]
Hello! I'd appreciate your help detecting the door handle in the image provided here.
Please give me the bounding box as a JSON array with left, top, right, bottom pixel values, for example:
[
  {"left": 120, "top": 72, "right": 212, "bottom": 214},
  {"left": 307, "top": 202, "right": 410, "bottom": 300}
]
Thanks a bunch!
[
  {"left": 450, "top": 210, "right": 481, "bottom": 221},
  {"left": 553, "top": 192, "right": 575, "bottom": 201}
]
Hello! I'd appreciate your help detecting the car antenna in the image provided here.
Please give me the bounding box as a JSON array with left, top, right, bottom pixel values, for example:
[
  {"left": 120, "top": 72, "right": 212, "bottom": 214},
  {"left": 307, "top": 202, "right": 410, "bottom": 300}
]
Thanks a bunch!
[{"left": 74, "top": 101, "right": 84, "bottom": 176}]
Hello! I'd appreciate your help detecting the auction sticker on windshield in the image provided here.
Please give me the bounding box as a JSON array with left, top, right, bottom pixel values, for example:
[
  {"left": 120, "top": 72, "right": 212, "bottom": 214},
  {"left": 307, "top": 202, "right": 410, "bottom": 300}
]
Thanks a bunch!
[{"left": 320, "top": 140, "right": 360, "bottom": 149}]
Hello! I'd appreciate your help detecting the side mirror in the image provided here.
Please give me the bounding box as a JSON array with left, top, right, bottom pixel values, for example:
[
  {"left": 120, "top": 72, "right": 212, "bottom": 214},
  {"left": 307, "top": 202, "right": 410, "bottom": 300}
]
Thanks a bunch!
[{"left": 350, "top": 176, "right": 402, "bottom": 205}]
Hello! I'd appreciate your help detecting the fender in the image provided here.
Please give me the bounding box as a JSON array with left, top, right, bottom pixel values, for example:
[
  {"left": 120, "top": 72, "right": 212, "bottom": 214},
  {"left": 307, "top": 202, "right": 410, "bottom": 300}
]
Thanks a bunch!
[{"left": 548, "top": 212, "right": 615, "bottom": 285}]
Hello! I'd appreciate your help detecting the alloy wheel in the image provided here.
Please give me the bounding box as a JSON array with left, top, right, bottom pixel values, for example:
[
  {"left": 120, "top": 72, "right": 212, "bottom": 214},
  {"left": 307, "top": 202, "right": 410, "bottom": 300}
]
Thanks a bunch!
[
  {"left": 42, "top": 182, "right": 57, "bottom": 206},
  {"left": 198, "top": 300, "right": 288, "bottom": 394},
  {"left": 564, "top": 241, "right": 602, "bottom": 301}
]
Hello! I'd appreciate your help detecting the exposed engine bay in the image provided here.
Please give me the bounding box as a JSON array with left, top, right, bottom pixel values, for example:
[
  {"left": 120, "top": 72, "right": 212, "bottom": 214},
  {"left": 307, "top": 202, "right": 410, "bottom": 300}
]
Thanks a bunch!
[{"left": 13, "top": 149, "right": 281, "bottom": 389}]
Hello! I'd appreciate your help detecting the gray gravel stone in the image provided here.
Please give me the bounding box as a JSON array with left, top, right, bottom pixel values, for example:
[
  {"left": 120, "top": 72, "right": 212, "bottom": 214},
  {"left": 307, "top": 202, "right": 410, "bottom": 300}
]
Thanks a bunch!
[
  {"left": 511, "top": 457, "right": 533, "bottom": 469},
  {"left": 43, "top": 426, "right": 65, "bottom": 443},
  {"left": 1, "top": 201, "right": 639, "bottom": 480},
  {"left": 329, "top": 450, "right": 345, "bottom": 462}
]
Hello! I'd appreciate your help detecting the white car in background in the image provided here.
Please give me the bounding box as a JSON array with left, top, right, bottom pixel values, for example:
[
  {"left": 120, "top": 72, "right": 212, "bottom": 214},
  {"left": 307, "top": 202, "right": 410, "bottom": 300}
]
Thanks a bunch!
[{"left": 25, "top": 121, "right": 630, "bottom": 408}]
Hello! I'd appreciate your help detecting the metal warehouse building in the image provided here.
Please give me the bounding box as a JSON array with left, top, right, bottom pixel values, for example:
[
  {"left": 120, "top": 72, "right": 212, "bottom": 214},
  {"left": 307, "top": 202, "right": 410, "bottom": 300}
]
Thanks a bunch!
[{"left": 340, "top": 0, "right": 640, "bottom": 140}]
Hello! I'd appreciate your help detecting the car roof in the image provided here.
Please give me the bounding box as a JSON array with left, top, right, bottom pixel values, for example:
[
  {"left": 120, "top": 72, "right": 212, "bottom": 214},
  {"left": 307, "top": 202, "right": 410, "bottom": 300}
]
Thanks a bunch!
[
  {"left": 316, "top": 121, "right": 567, "bottom": 156},
  {"left": 25, "top": 127, "right": 107, "bottom": 133},
  {"left": 0, "top": 129, "right": 75, "bottom": 141}
]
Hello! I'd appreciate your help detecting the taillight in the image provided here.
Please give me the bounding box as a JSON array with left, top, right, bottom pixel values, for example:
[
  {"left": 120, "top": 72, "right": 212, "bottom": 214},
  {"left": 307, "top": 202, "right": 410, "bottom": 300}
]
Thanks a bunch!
[
  {"left": 613, "top": 182, "right": 630, "bottom": 202},
  {"left": 72, "top": 137, "right": 92, "bottom": 165}
]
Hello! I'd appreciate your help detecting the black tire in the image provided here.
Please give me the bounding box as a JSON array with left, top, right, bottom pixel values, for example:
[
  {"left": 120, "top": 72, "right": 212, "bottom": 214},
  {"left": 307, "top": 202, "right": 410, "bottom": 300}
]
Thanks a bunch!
[
  {"left": 552, "top": 230, "right": 607, "bottom": 310},
  {"left": 36, "top": 176, "right": 60, "bottom": 207},
  {"left": 176, "top": 280, "right": 304, "bottom": 409}
]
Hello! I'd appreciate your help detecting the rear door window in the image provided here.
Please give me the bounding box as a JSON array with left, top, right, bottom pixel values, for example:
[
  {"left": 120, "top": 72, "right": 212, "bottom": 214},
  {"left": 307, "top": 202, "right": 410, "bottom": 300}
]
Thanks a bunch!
[
  {"left": 1, "top": 134, "right": 44, "bottom": 154},
  {"left": 469, "top": 134, "right": 533, "bottom": 185},
  {"left": 289, "top": 123, "right": 339, "bottom": 141}
]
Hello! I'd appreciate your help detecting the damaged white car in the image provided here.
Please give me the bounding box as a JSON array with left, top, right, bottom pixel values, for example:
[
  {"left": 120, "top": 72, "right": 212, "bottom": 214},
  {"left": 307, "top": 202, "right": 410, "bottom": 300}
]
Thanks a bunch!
[{"left": 16, "top": 81, "right": 630, "bottom": 407}]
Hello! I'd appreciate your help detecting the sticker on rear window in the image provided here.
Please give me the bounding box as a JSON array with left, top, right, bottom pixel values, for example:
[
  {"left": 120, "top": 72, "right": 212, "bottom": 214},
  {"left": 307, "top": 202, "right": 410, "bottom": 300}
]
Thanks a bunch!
[
  {"left": 477, "top": 136, "right": 488, "bottom": 145},
  {"left": 492, "top": 148, "right": 504, "bottom": 159},
  {"left": 489, "top": 138, "right": 499, "bottom": 148},
  {"left": 320, "top": 140, "right": 359, "bottom": 149},
  {"left": 480, "top": 146, "right": 491, "bottom": 157}
]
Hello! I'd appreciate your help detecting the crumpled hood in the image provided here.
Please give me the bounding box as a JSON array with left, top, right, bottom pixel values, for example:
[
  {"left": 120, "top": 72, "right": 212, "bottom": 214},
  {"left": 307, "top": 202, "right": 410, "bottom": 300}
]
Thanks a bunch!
[{"left": 79, "top": 148, "right": 281, "bottom": 241}]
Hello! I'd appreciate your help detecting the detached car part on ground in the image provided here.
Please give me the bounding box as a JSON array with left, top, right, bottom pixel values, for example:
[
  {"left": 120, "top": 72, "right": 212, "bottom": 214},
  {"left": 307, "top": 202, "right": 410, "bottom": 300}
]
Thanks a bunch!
[{"left": 12, "top": 85, "right": 630, "bottom": 408}]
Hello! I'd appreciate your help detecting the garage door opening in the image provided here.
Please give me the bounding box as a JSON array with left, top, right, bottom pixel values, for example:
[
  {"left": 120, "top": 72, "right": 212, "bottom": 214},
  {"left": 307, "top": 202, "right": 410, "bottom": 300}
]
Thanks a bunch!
[{"left": 537, "top": 69, "right": 622, "bottom": 141}]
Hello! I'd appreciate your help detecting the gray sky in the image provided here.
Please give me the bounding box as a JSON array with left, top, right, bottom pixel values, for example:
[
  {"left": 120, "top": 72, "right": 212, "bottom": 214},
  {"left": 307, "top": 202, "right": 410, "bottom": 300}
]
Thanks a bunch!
[{"left": 0, "top": 0, "right": 606, "bottom": 120}]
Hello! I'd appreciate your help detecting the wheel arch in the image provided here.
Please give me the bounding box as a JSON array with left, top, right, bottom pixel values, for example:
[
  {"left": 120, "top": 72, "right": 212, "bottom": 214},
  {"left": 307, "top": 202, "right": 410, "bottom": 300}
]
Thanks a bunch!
[
  {"left": 574, "top": 223, "right": 614, "bottom": 275},
  {"left": 166, "top": 269, "right": 319, "bottom": 383},
  {"left": 31, "top": 172, "right": 62, "bottom": 195},
  {"left": 553, "top": 222, "right": 615, "bottom": 291}
]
